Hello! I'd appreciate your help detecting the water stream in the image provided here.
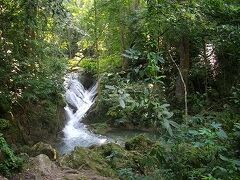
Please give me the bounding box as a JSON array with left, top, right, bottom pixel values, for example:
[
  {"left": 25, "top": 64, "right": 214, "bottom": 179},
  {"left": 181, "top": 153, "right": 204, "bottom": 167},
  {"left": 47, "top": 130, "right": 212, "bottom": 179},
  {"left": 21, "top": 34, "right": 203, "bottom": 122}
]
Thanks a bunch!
[
  {"left": 59, "top": 73, "right": 107, "bottom": 154},
  {"left": 59, "top": 73, "right": 160, "bottom": 154}
]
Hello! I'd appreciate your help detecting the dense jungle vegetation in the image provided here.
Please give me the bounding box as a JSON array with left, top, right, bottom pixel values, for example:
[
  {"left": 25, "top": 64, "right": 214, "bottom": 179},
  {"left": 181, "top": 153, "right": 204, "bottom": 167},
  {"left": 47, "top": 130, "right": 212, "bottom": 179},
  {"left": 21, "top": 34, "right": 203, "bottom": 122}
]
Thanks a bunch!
[{"left": 0, "top": 0, "right": 239, "bottom": 179}]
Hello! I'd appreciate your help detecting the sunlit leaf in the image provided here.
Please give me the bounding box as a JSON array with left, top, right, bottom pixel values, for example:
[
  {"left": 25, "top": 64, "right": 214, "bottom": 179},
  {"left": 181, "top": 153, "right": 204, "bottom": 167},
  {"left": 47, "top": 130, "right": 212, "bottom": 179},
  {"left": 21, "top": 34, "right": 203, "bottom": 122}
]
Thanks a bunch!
[
  {"left": 119, "top": 97, "right": 125, "bottom": 108},
  {"left": 216, "top": 129, "right": 228, "bottom": 139},
  {"left": 105, "top": 85, "right": 116, "bottom": 90}
]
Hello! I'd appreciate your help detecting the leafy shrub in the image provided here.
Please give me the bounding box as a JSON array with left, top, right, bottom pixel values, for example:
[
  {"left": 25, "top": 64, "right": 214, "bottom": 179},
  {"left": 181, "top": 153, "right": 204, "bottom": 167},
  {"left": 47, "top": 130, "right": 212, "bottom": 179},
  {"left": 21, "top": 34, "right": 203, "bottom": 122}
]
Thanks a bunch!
[
  {"left": 125, "top": 135, "right": 154, "bottom": 152},
  {"left": 188, "top": 92, "right": 208, "bottom": 113},
  {"left": 0, "top": 135, "right": 22, "bottom": 176},
  {"left": 231, "top": 84, "right": 240, "bottom": 108},
  {"left": 118, "top": 168, "right": 135, "bottom": 180},
  {"left": 99, "top": 73, "right": 178, "bottom": 135},
  {"left": 99, "top": 55, "right": 122, "bottom": 73},
  {"left": 0, "top": 119, "right": 10, "bottom": 131},
  {"left": 79, "top": 58, "right": 98, "bottom": 74},
  {"left": 77, "top": 55, "right": 122, "bottom": 75}
]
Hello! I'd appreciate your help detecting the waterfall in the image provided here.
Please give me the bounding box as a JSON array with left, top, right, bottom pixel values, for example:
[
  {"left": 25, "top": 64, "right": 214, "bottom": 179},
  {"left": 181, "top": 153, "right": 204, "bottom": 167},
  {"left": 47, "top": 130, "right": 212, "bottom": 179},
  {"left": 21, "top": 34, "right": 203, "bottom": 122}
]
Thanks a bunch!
[{"left": 60, "top": 73, "right": 107, "bottom": 154}]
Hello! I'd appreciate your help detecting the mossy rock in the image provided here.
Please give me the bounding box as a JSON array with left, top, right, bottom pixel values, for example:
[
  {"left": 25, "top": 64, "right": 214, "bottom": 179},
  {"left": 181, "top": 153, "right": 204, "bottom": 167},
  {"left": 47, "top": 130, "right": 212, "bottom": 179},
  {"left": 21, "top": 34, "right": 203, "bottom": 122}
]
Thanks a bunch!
[
  {"left": 60, "top": 143, "right": 141, "bottom": 178},
  {"left": 89, "top": 123, "right": 111, "bottom": 135},
  {"left": 60, "top": 146, "right": 116, "bottom": 177},
  {"left": 125, "top": 135, "right": 154, "bottom": 152},
  {"left": 30, "top": 142, "right": 58, "bottom": 160},
  {"left": 94, "top": 143, "right": 134, "bottom": 169}
]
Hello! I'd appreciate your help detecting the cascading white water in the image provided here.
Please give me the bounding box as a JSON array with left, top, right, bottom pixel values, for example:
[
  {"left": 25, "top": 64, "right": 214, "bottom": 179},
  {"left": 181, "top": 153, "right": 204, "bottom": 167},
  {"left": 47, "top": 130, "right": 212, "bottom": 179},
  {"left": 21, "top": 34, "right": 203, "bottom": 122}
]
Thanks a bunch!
[{"left": 60, "top": 73, "right": 107, "bottom": 154}]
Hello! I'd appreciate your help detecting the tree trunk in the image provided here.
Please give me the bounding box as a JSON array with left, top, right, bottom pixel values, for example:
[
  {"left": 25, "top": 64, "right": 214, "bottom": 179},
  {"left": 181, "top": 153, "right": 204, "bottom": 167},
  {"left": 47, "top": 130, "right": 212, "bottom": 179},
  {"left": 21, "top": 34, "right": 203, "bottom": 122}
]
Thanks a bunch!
[
  {"left": 176, "top": 37, "right": 190, "bottom": 102},
  {"left": 120, "top": 25, "right": 128, "bottom": 69}
]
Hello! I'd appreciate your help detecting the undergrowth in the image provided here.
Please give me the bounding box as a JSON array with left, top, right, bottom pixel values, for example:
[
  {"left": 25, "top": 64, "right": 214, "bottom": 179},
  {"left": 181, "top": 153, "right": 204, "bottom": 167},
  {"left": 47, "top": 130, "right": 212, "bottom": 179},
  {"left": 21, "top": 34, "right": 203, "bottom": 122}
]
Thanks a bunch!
[{"left": 0, "top": 134, "right": 22, "bottom": 176}]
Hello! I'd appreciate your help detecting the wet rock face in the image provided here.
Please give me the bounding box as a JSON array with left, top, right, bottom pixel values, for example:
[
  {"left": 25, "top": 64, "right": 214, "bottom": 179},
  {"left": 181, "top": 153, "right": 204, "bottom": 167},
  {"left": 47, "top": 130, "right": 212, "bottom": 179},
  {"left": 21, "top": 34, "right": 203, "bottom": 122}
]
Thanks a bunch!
[{"left": 78, "top": 71, "right": 96, "bottom": 89}]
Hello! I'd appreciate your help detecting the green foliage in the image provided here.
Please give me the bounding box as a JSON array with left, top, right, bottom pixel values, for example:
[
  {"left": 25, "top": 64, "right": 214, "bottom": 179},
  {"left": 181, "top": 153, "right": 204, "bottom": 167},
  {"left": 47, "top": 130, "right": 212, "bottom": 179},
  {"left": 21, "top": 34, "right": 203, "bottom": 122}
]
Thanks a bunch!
[
  {"left": 61, "top": 121, "right": 240, "bottom": 179},
  {"left": 0, "top": 0, "right": 67, "bottom": 110},
  {"left": 77, "top": 55, "right": 122, "bottom": 75},
  {"left": 231, "top": 84, "right": 240, "bottom": 107},
  {"left": 117, "top": 168, "right": 135, "bottom": 180},
  {"left": 0, "top": 119, "right": 10, "bottom": 131},
  {"left": 79, "top": 58, "right": 98, "bottom": 74},
  {"left": 99, "top": 73, "right": 179, "bottom": 135},
  {"left": 99, "top": 55, "right": 122, "bottom": 73},
  {"left": 0, "top": 135, "right": 22, "bottom": 176},
  {"left": 188, "top": 92, "right": 208, "bottom": 113},
  {"left": 125, "top": 135, "right": 154, "bottom": 152}
]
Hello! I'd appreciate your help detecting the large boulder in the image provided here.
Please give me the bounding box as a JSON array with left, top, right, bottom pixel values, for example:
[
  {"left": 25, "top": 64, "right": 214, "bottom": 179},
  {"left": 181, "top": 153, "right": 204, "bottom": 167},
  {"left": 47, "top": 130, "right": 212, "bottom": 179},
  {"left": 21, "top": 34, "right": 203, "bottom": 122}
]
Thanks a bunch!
[
  {"left": 26, "top": 154, "right": 57, "bottom": 175},
  {"left": 15, "top": 154, "right": 57, "bottom": 180},
  {"left": 30, "top": 142, "right": 58, "bottom": 160}
]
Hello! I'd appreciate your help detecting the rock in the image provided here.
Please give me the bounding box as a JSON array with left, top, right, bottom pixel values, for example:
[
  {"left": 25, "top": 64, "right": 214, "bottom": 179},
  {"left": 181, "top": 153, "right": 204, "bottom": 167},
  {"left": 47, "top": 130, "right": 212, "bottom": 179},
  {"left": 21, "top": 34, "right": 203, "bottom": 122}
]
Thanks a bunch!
[
  {"left": 125, "top": 134, "right": 154, "bottom": 152},
  {"left": 60, "top": 143, "right": 137, "bottom": 177},
  {"left": 18, "top": 153, "right": 30, "bottom": 162},
  {"left": 60, "top": 146, "right": 116, "bottom": 177},
  {"left": 0, "top": 175, "right": 8, "bottom": 180},
  {"left": 78, "top": 71, "right": 96, "bottom": 89},
  {"left": 13, "top": 154, "right": 57, "bottom": 180},
  {"left": 13, "top": 154, "right": 111, "bottom": 180},
  {"left": 31, "top": 142, "right": 58, "bottom": 160},
  {"left": 24, "top": 154, "right": 57, "bottom": 177},
  {"left": 89, "top": 123, "right": 111, "bottom": 135}
]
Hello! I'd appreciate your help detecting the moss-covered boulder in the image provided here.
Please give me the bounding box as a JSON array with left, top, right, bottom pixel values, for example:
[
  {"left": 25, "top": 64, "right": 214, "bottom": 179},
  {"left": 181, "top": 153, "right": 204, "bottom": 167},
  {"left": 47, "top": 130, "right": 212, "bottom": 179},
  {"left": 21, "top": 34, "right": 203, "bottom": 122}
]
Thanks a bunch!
[
  {"left": 60, "top": 143, "right": 141, "bottom": 178},
  {"left": 60, "top": 146, "right": 116, "bottom": 177},
  {"left": 59, "top": 137, "right": 166, "bottom": 179},
  {"left": 30, "top": 142, "right": 58, "bottom": 160},
  {"left": 95, "top": 143, "right": 135, "bottom": 170},
  {"left": 89, "top": 123, "right": 112, "bottom": 135},
  {"left": 125, "top": 135, "right": 154, "bottom": 152}
]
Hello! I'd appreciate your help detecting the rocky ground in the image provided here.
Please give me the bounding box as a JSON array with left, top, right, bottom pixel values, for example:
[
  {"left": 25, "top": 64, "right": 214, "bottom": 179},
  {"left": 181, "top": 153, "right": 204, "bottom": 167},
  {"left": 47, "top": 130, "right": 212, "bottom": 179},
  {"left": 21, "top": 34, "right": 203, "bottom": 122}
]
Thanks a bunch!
[
  {"left": 11, "top": 154, "right": 111, "bottom": 180},
  {"left": 1, "top": 135, "right": 157, "bottom": 180},
  {"left": 1, "top": 142, "right": 114, "bottom": 180}
]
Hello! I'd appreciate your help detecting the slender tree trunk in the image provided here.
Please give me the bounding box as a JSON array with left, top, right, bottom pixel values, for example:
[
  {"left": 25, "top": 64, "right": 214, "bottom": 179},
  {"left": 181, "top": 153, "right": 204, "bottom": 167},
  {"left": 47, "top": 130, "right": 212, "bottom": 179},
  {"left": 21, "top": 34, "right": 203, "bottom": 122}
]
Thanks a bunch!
[
  {"left": 203, "top": 39, "right": 209, "bottom": 100},
  {"left": 169, "top": 51, "right": 188, "bottom": 119},
  {"left": 176, "top": 37, "right": 190, "bottom": 102},
  {"left": 120, "top": 25, "right": 128, "bottom": 69}
]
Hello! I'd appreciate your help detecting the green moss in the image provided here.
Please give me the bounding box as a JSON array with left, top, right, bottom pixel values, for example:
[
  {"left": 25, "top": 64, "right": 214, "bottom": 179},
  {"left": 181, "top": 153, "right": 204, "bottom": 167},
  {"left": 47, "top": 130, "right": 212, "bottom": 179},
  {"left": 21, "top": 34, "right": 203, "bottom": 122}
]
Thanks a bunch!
[
  {"left": 60, "top": 146, "right": 116, "bottom": 177},
  {"left": 89, "top": 123, "right": 111, "bottom": 135},
  {"left": 125, "top": 135, "right": 154, "bottom": 152},
  {"left": 94, "top": 143, "right": 134, "bottom": 170},
  {"left": 60, "top": 140, "right": 162, "bottom": 178},
  {"left": 60, "top": 143, "right": 142, "bottom": 177}
]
